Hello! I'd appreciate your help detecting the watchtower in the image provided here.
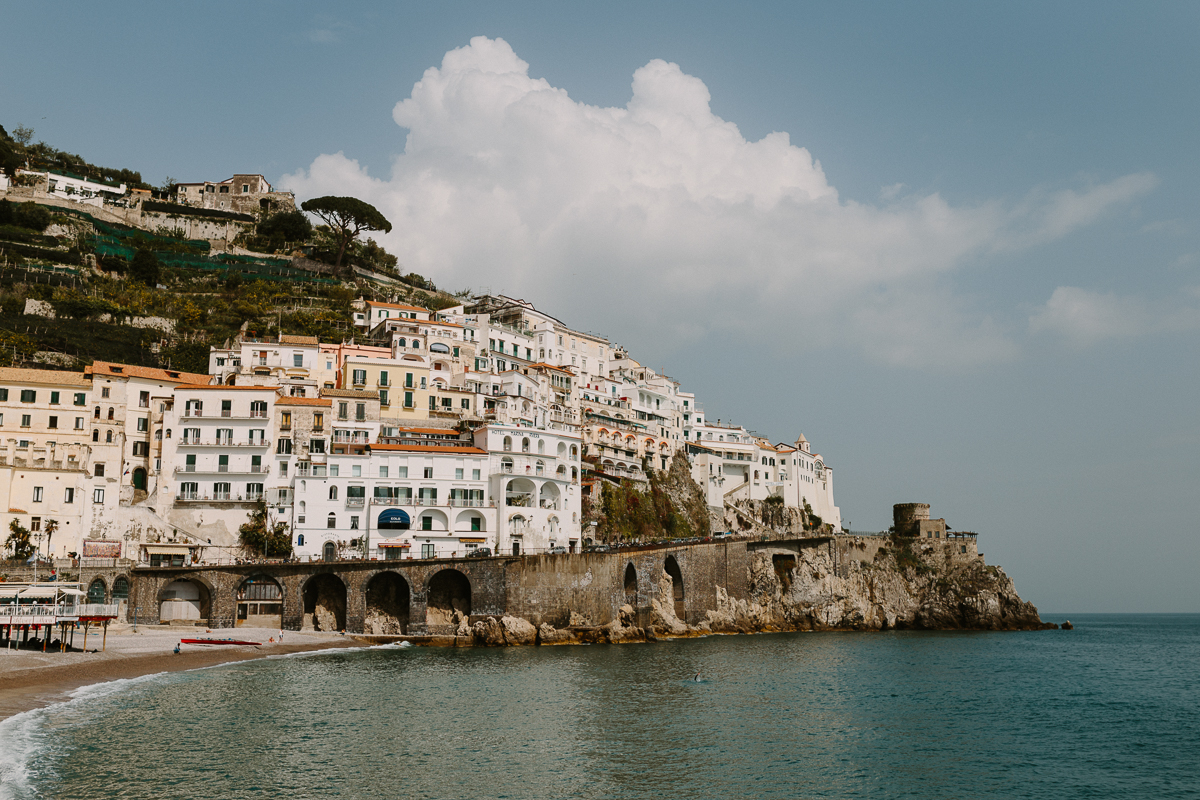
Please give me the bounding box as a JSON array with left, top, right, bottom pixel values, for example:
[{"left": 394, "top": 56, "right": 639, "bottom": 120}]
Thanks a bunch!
[{"left": 893, "top": 503, "right": 947, "bottom": 538}]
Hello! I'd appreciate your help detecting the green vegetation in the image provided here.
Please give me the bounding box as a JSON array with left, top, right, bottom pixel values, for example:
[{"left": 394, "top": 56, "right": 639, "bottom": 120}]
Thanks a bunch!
[
  {"left": 5, "top": 519, "right": 35, "bottom": 561},
  {"left": 301, "top": 196, "right": 392, "bottom": 268},
  {"left": 238, "top": 500, "right": 293, "bottom": 558},
  {"left": 590, "top": 453, "right": 710, "bottom": 542}
]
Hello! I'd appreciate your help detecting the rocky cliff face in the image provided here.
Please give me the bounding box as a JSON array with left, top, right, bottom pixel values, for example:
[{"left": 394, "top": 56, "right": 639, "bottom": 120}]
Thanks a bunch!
[
  {"left": 462, "top": 536, "right": 1051, "bottom": 648},
  {"left": 700, "top": 540, "right": 1050, "bottom": 633}
]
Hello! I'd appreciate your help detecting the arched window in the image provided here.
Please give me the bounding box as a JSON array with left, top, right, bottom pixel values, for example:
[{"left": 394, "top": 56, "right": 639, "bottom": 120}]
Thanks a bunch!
[
  {"left": 155, "top": 430, "right": 162, "bottom": 440},
  {"left": 755, "top": 470, "right": 759, "bottom": 479},
  {"left": 521, "top": 438, "right": 531, "bottom": 453},
  {"left": 111, "top": 576, "right": 130, "bottom": 600},
  {"left": 503, "top": 436, "right": 512, "bottom": 452},
  {"left": 548, "top": 516, "right": 559, "bottom": 533},
  {"left": 93, "top": 406, "right": 100, "bottom": 419},
  {"left": 538, "top": 440, "right": 545, "bottom": 454},
  {"left": 329, "top": 486, "right": 338, "bottom": 500},
  {"left": 535, "top": 460, "right": 545, "bottom": 476},
  {"left": 92, "top": 429, "right": 99, "bottom": 442},
  {"left": 165, "top": 429, "right": 171, "bottom": 438},
  {"left": 327, "top": 513, "right": 336, "bottom": 529},
  {"left": 397, "top": 338, "right": 406, "bottom": 347},
  {"left": 105, "top": 430, "right": 113, "bottom": 443},
  {"left": 299, "top": 501, "right": 306, "bottom": 513},
  {"left": 297, "top": 534, "right": 305, "bottom": 546},
  {"left": 107, "top": 408, "right": 114, "bottom": 420}
]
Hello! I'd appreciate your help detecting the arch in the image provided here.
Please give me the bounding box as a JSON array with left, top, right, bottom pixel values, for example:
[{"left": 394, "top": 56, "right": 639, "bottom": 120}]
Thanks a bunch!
[
  {"left": 509, "top": 514, "right": 527, "bottom": 535},
  {"left": 539, "top": 482, "right": 561, "bottom": 509},
  {"left": 521, "top": 437, "right": 531, "bottom": 453},
  {"left": 535, "top": 460, "right": 545, "bottom": 476},
  {"left": 236, "top": 574, "right": 283, "bottom": 628},
  {"left": 105, "top": 430, "right": 113, "bottom": 443},
  {"left": 503, "top": 436, "right": 512, "bottom": 452},
  {"left": 538, "top": 439, "right": 546, "bottom": 454},
  {"left": 396, "top": 337, "right": 406, "bottom": 347},
  {"left": 556, "top": 464, "right": 567, "bottom": 478},
  {"left": 455, "top": 509, "right": 486, "bottom": 532},
  {"left": 365, "top": 572, "right": 410, "bottom": 634},
  {"left": 87, "top": 578, "right": 107, "bottom": 604},
  {"left": 624, "top": 563, "right": 638, "bottom": 606},
  {"left": 548, "top": 515, "right": 559, "bottom": 534},
  {"left": 506, "top": 477, "right": 535, "bottom": 507},
  {"left": 426, "top": 569, "right": 471, "bottom": 629},
  {"left": 158, "top": 578, "right": 211, "bottom": 623},
  {"left": 111, "top": 576, "right": 130, "bottom": 600},
  {"left": 323, "top": 540, "right": 337, "bottom": 561},
  {"left": 107, "top": 407, "right": 114, "bottom": 420},
  {"left": 557, "top": 441, "right": 567, "bottom": 458},
  {"left": 302, "top": 573, "right": 347, "bottom": 631},
  {"left": 414, "top": 508, "right": 449, "bottom": 531},
  {"left": 501, "top": 456, "right": 514, "bottom": 473},
  {"left": 92, "top": 429, "right": 99, "bottom": 442},
  {"left": 430, "top": 342, "right": 450, "bottom": 354},
  {"left": 132, "top": 467, "right": 147, "bottom": 491},
  {"left": 664, "top": 555, "right": 685, "bottom": 620},
  {"left": 329, "top": 485, "right": 338, "bottom": 500}
]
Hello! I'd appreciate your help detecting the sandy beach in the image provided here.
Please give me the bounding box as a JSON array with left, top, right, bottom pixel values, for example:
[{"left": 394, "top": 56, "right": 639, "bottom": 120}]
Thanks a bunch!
[{"left": 0, "top": 624, "right": 361, "bottom": 722}]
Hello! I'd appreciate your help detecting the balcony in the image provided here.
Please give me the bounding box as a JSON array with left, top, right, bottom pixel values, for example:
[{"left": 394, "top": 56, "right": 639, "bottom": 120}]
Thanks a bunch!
[
  {"left": 372, "top": 496, "right": 412, "bottom": 506},
  {"left": 345, "top": 497, "right": 366, "bottom": 508},
  {"left": 175, "top": 493, "right": 257, "bottom": 504},
  {"left": 177, "top": 439, "right": 271, "bottom": 448},
  {"left": 174, "top": 465, "right": 270, "bottom": 475},
  {"left": 449, "top": 498, "right": 485, "bottom": 507},
  {"left": 505, "top": 493, "right": 533, "bottom": 507}
]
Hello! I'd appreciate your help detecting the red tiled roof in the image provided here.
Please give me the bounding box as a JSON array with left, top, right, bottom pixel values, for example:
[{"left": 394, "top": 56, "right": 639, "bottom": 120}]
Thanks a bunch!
[
  {"left": 87, "top": 361, "right": 210, "bottom": 384},
  {"left": 368, "top": 444, "right": 487, "bottom": 455}
]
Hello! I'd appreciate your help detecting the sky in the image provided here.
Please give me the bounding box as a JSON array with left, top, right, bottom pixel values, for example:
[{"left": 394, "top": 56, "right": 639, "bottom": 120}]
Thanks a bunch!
[{"left": 3, "top": 1, "right": 1198, "bottom": 613}]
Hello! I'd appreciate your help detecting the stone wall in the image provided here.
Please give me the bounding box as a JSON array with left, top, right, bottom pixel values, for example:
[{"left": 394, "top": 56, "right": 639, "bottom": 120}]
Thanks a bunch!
[{"left": 126, "top": 532, "right": 1045, "bottom": 639}]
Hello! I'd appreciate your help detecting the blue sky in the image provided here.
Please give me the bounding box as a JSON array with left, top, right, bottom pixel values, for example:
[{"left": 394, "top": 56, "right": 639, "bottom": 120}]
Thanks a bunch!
[{"left": 4, "top": 2, "right": 1198, "bottom": 612}]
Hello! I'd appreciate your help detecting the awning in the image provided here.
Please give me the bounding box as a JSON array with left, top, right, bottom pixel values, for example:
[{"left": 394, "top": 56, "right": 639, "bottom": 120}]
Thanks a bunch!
[
  {"left": 376, "top": 538, "right": 411, "bottom": 548},
  {"left": 457, "top": 538, "right": 487, "bottom": 543},
  {"left": 58, "top": 588, "right": 86, "bottom": 596},
  {"left": 18, "top": 587, "right": 59, "bottom": 598},
  {"left": 378, "top": 508, "right": 411, "bottom": 529},
  {"left": 144, "top": 544, "right": 194, "bottom": 555}
]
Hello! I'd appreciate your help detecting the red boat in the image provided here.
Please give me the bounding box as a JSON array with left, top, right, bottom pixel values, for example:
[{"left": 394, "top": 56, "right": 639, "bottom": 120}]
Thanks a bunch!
[{"left": 179, "top": 638, "right": 262, "bottom": 646}]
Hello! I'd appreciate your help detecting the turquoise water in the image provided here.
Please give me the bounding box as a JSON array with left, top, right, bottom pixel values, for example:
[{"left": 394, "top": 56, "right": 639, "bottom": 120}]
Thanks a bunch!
[{"left": 1, "top": 614, "right": 1197, "bottom": 799}]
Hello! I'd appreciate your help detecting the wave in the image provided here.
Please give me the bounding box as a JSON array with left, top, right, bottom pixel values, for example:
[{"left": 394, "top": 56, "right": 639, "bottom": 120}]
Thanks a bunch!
[{"left": 0, "top": 672, "right": 168, "bottom": 800}]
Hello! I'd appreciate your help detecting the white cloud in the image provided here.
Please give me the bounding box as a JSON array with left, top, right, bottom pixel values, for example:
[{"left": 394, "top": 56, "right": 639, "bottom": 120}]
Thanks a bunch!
[
  {"left": 281, "top": 36, "right": 1156, "bottom": 367},
  {"left": 1029, "top": 286, "right": 1200, "bottom": 346}
]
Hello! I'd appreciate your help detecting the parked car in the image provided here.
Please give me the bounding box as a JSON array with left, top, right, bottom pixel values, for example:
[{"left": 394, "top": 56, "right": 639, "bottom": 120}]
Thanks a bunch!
[
  {"left": 548, "top": 546, "right": 569, "bottom": 554},
  {"left": 467, "top": 547, "right": 492, "bottom": 558},
  {"left": 583, "top": 544, "right": 611, "bottom": 553}
]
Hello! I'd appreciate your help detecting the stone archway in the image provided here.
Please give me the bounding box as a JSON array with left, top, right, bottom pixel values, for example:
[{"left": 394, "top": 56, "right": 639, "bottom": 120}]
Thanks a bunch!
[
  {"left": 624, "top": 563, "right": 638, "bottom": 606},
  {"left": 159, "top": 579, "right": 211, "bottom": 624},
  {"left": 236, "top": 574, "right": 284, "bottom": 628},
  {"left": 426, "top": 569, "right": 471, "bottom": 630},
  {"left": 365, "top": 572, "right": 411, "bottom": 634},
  {"left": 664, "top": 555, "right": 685, "bottom": 620},
  {"left": 87, "top": 578, "right": 107, "bottom": 604},
  {"left": 132, "top": 468, "right": 147, "bottom": 491},
  {"left": 302, "top": 573, "right": 347, "bottom": 631}
]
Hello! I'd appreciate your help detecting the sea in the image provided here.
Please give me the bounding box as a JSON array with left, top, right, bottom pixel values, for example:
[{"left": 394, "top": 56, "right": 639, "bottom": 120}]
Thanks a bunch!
[{"left": 1, "top": 614, "right": 1197, "bottom": 800}]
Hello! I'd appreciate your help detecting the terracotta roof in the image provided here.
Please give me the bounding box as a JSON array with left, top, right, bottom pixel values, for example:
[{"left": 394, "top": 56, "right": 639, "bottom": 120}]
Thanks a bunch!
[
  {"left": 279, "top": 334, "right": 319, "bottom": 345},
  {"left": 277, "top": 397, "right": 332, "bottom": 407},
  {"left": 368, "top": 444, "right": 488, "bottom": 455},
  {"left": 174, "top": 384, "right": 276, "bottom": 391},
  {"left": 367, "top": 302, "right": 430, "bottom": 313},
  {"left": 321, "top": 389, "right": 380, "bottom": 399},
  {"left": 526, "top": 363, "right": 572, "bottom": 373},
  {"left": 86, "top": 361, "right": 210, "bottom": 385},
  {"left": 0, "top": 367, "right": 89, "bottom": 387},
  {"left": 393, "top": 427, "right": 468, "bottom": 435}
]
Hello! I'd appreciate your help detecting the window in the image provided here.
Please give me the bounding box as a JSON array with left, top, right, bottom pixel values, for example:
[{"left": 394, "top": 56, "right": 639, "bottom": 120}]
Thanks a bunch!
[
  {"left": 356, "top": 403, "right": 365, "bottom": 421},
  {"left": 92, "top": 429, "right": 99, "bottom": 442},
  {"left": 350, "top": 516, "right": 359, "bottom": 530},
  {"left": 379, "top": 390, "right": 389, "bottom": 406},
  {"left": 0, "top": 389, "right": 6, "bottom": 400},
  {"left": 93, "top": 488, "right": 105, "bottom": 504},
  {"left": 247, "top": 483, "right": 263, "bottom": 500},
  {"left": 20, "top": 415, "right": 30, "bottom": 428},
  {"left": 136, "top": 417, "right": 148, "bottom": 432},
  {"left": 429, "top": 395, "right": 437, "bottom": 411},
  {"left": 101, "top": 387, "right": 110, "bottom": 398},
  {"left": 32, "top": 486, "right": 43, "bottom": 503},
  {"left": 293, "top": 353, "right": 303, "bottom": 367},
  {"left": 139, "top": 391, "right": 149, "bottom": 408},
  {"left": 75, "top": 417, "right": 84, "bottom": 429},
  {"left": 422, "top": 543, "right": 435, "bottom": 559},
  {"left": 49, "top": 391, "right": 60, "bottom": 405},
  {"left": 404, "top": 391, "right": 413, "bottom": 408},
  {"left": 379, "top": 370, "right": 389, "bottom": 386},
  {"left": 280, "top": 411, "right": 292, "bottom": 429},
  {"left": 310, "top": 438, "right": 325, "bottom": 453},
  {"left": 20, "top": 390, "right": 36, "bottom": 403},
  {"left": 397, "top": 466, "right": 408, "bottom": 478},
  {"left": 94, "top": 463, "right": 105, "bottom": 477},
  {"left": 422, "top": 515, "right": 433, "bottom": 531},
  {"left": 48, "top": 416, "right": 58, "bottom": 429},
  {"left": 132, "top": 441, "right": 149, "bottom": 456},
  {"left": 455, "top": 468, "right": 464, "bottom": 480},
  {"left": 352, "top": 465, "right": 362, "bottom": 477},
  {"left": 277, "top": 439, "right": 292, "bottom": 454},
  {"left": 424, "top": 466, "right": 433, "bottom": 479},
  {"left": 379, "top": 466, "right": 388, "bottom": 478},
  {"left": 472, "top": 468, "right": 481, "bottom": 480},
  {"left": 312, "top": 412, "right": 323, "bottom": 431},
  {"left": 338, "top": 402, "right": 348, "bottom": 419},
  {"left": 105, "top": 430, "right": 113, "bottom": 443},
  {"left": 218, "top": 454, "right": 229, "bottom": 472},
  {"left": 213, "top": 482, "right": 231, "bottom": 499},
  {"left": 327, "top": 514, "right": 336, "bottom": 529},
  {"left": 353, "top": 369, "right": 366, "bottom": 385},
  {"left": 405, "top": 373, "right": 414, "bottom": 389}
]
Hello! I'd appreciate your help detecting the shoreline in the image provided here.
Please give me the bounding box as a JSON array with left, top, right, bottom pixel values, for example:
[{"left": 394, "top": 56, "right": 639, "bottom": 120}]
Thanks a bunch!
[{"left": 0, "top": 626, "right": 365, "bottom": 723}]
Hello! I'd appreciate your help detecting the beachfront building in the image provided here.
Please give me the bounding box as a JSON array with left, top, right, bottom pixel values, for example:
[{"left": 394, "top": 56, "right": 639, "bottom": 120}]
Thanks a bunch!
[
  {"left": 161, "top": 384, "right": 279, "bottom": 547},
  {"left": 474, "top": 424, "right": 582, "bottom": 554},
  {"left": 0, "top": 368, "right": 98, "bottom": 559},
  {"left": 289, "top": 429, "right": 493, "bottom": 561},
  {"left": 207, "top": 334, "right": 322, "bottom": 397}
]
